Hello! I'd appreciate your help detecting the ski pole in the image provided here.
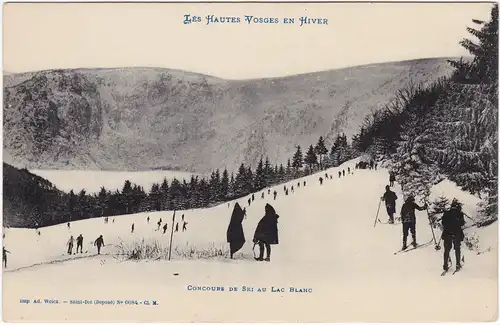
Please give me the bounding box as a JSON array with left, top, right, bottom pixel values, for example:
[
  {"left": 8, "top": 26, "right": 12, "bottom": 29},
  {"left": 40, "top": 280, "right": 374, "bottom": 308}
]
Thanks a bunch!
[
  {"left": 168, "top": 210, "right": 176, "bottom": 261},
  {"left": 374, "top": 199, "right": 382, "bottom": 228},
  {"left": 424, "top": 198, "right": 438, "bottom": 248}
]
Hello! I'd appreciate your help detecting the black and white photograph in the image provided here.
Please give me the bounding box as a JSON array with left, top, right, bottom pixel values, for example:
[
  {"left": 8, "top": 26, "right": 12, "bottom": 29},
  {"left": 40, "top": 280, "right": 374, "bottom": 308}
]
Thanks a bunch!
[{"left": 2, "top": 2, "right": 498, "bottom": 322}]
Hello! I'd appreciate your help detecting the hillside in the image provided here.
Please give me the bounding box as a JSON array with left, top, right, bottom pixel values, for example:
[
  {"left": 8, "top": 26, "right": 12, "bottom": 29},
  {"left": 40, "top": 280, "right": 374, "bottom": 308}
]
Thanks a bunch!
[
  {"left": 3, "top": 160, "right": 496, "bottom": 322},
  {"left": 3, "top": 58, "right": 454, "bottom": 173}
]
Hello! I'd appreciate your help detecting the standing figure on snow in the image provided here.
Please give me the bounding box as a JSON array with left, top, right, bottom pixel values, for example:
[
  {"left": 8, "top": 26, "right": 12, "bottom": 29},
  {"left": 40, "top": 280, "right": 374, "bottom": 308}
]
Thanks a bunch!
[
  {"left": 304, "top": 181, "right": 306, "bottom": 186},
  {"left": 182, "top": 214, "right": 185, "bottom": 222},
  {"left": 348, "top": 167, "right": 351, "bottom": 174},
  {"left": 441, "top": 199, "right": 465, "bottom": 272},
  {"left": 2, "top": 247, "right": 10, "bottom": 268},
  {"left": 67, "top": 235, "right": 74, "bottom": 255},
  {"left": 67, "top": 222, "right": 71, "bottom": 229},
  {"left": 248, "top": 198, "right": 252, "bottom": 207},
  {"left": 76, "top": 234, "right": 84, "bottom": 253},
  {"left": 261, "top": 192, "right": 264, "bottom": 199},
  {"left": 131, "top": 223, "right": 135, "bottom": 233},
  {"left": 273, "top": 190, "right": 277, "bottom": 200},
  {"left": 381, "top": 185, "right": 398, "bottom": 224},
  {"left": 94, "top": 235, "right": 105, "bottom": 255},
  {"left": 338, "top": 171, "right": 341, "bottom": 178},
  {"left": 163, "top": 223, "right": 168, "bottom": 234},
  {"left": 342, "top": 170, "right": 345, "bottom": 177},
  {"left": 319, "top": 177, "right": 323, "bottom": 185},
  {"left": 375, "top": 163, "right": 378, "bottom": 170},
  {"left": 291, "top": 186, "right": 294, "bottom": 193},
  {"left": 227, "top": 203, "right": 246, "bottom": 259},
  {"left": 389, "top": 172, "right": 396, "bottom": 187},
  {"left": 284, "top": 185, "right": 287, "bottom": 192},
  {"left": 157, "top": 220, "right": 162, "bottom": 231},
  {"left": 147, "top": 216, "right": 150, "bottom": 223},
  {"left": 252, "top": 194, "right": 255, "bottom": 202},
  {"left": 112, "top": 218, "right": 115, "bottom": 223},
  {"left": 175, "top": 222, "right": 179, "bottom": 232},
  {"left": 243, "top": 207, "right": 247, "bottom": 217},
  {"left": 182, "top": 221, "right": 188, "bottom": 232},
  {"left": 3, "top": 247, "right": 10, "bottom": 268},
  {"left": 285, "top": 189, "right": 289, "bottom": 196},
  {"left": 253, "top": 204, "right": 280, "bottom": 262},
  {"left": 325, "top": 173, "right": 328, "bottom": 179},
  {"left": 268, "top": 189, "right": 271, "bottom": 195},
  {"left": 400, "top": 195, "right": 428, "bottom": 250}
]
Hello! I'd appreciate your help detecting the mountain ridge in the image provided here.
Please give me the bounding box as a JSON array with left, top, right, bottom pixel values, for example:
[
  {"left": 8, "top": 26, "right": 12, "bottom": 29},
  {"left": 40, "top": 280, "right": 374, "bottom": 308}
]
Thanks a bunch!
[{"left": 3, "top": 58, "right": 455, "bottom": 173}]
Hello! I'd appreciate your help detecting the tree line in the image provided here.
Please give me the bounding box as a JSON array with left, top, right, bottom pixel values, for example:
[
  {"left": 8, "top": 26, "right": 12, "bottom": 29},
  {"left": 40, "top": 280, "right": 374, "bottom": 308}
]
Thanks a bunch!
[
  {"left": 5, "top": 133, "right": 356, "bottom": 227},
  {"left": 351, "top": 4, "right": 498, "bottom": 222}
]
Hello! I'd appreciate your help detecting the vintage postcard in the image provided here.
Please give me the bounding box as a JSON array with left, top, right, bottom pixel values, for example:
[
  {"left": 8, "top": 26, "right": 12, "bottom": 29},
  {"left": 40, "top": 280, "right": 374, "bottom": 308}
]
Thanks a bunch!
[{"left": 2, "top": 1, "right": 498, "bottom": 322}]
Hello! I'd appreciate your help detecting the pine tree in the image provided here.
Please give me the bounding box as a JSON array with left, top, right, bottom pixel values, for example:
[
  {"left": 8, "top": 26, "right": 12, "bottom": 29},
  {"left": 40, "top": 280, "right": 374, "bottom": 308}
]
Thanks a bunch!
[
  {"left": 286, "top": 159, "right": 292, "bottom": 180},
  {"left": 315, "top": 136, "right": 328, "bottom": 169},
  {"left": 292, "top": 146, "right": 303, "bottom": 172},
  {"left": 149, "top": 183, "right": 162, "bottom": 211},
  {"left": 304, "top": 145, "right": 318, "bottom": 174},
  {"left": 221, "top": 169, "right": 229, "bottom": 201},
  {"left": 254, "top": 158, "right": 265, "bottom": 190},
  {"left": 235, "top": 164, "right": 247, "bottom": 196},
  {"left": 98, "top": 186, "right": 108, "bottom": 216},
  {"left": 160, "top": 178, "right": 169, "bottom": 210}
]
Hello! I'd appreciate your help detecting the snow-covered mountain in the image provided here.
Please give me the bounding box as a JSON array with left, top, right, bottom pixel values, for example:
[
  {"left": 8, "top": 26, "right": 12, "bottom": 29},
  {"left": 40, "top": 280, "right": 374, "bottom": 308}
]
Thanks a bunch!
[
  {"left": 2, "top": 160, "right": 496, "bottom": 322},
  {"left": 3, "top": 58, "right": 454, "bottom": 173}
]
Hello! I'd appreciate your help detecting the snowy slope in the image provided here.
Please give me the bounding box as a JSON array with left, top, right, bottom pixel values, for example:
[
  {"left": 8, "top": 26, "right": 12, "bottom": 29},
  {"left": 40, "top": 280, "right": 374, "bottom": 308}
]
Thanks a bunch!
[{"left": 2, "top": 158, "right": 497, "bottom": 322}]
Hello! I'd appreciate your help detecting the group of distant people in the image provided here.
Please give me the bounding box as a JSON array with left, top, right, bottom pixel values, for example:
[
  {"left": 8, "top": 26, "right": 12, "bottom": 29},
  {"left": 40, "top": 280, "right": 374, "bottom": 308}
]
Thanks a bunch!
[
  {"left": 66, "top": 234, "right": 105, "bottom": 255},
  {"left": 356, "top": 160, "right": 377, "bottom": 170},
  {"left": 381, "top": 171, "right": 466, "bottom": 272}
]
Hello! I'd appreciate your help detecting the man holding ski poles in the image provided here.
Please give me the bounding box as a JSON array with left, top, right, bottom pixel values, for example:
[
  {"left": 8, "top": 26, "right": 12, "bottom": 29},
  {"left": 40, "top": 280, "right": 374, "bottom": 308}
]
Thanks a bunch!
[
  {"left": 400, "top": 195, "right": 428, "bottom": 250},
  {"left": 381, "top": 185, "right": 398, "bottom": 224},
  {"left": 441, "top": 199, "right": 465, "bottom": 272}
]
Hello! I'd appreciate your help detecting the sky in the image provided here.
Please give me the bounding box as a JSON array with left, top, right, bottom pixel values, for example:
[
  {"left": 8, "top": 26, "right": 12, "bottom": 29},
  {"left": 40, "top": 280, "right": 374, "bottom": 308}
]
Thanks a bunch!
[{"left": 3, "top": 2, "right": 494, "bottom": 79}]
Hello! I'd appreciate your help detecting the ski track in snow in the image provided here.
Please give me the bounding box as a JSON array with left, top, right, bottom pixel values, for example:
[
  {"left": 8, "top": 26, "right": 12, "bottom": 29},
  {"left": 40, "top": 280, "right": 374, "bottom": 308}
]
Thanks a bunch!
[{"left": 3, "top": 158, "right": 498, "bottom": 322}]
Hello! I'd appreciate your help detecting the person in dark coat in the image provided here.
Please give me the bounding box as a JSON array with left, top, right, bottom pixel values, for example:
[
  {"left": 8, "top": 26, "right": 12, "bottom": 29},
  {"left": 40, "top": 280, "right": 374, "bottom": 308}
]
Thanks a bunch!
[
  {"left": 175, "top": 223, "right": 179, "bottom": 232},
  {"left": 3, "top": 247, "right": 10, "bottom": 268},
  {"left": 67, "top": 222, "right": 71, "bottom": 229},
  {"left": 338, "top": 171, "right": 341, "bottom": 178},
  {"left": 304, "top": 181, "right": 306, "bottom": 186},
  {"left": 147, "top": 216, "right": 150, "bottom": 223},
  {"left": 248, "top": 198, "right": 251, "bottom": 206},
  {"left": 131, "top": 223, "right": 135, "bottom": 233},
  {"left": 381, "top": 185, "right": 398, "bottom": 224},
  {"left": 76, "top": 234, "right": 84, "bottom": 253},
  {"left": 389, "top": 172, "right": 396, "bottom": 187},
  {"left": 253, "top": 204, "right": 279, "bottom": 262},
  {"left": 441, "top": 199, "right": 465, "bottom": 272},
  {"left": 94, "top": 235, "right": 105, "bottom": 255},
  {"left": 319, "top": 177, "right": 323, "bottom": 185},
  {"left": 182, "top": 221, "right": 188, "bottom": 232},
  {"left": 297, "top": 182, "right": 300, "bottom": 188},
  {"left": 163, "top": 223, "right": 168, "bottom": 234},
  {"left": 157, "top": 220, "right": 161, "bottom": 231},
  {"left": 273, "top": 191, "right": 277, "bottom": 200},
  {"left": 261, "top": 192, "right": 264, "bottom": 199},
  {"left": 227, "top": 203, "right": 246, "bottom": 259},
  {"left": 400, "top": 195, "right": 427, "bottom": 250},
  {"left": 342, "top": 170, "right": 345, "bottom": 177}
]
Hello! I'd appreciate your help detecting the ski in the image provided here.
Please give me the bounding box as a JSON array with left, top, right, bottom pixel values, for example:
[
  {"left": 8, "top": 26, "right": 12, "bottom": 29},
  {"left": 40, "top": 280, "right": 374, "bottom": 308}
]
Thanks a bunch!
[
  {"left": 440, "top": 270, "right": 449, "bottom": 276},
  {"left": 453, "top": 268, "right": 461, "bottom": 275},
  {"left": 393, "top": 241, "right": 434, "bottom": 255}
]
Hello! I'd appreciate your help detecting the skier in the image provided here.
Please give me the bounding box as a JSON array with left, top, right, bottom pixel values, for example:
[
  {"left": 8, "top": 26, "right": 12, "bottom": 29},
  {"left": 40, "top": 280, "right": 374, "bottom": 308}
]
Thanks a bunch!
[
  {"left": 285, "top": 189, "right": 289, "bottom": 196},
  {"left": 304, "top": 181, "right": 306, "bottom": 187},
  {"left": 319, "top": 177, "right": 323, "bottom": 185},
  {"left": 338, "top": 171, "right": 341, "bottom": 178},
  {"left": 253, "top": 203, "right": 280, "bottom": 262},
  {"left": 157, "top": 220, "right": 161, "bottom": 231},
  {"left": 342, "top": 170, "right": 345, "bottom": 177},
  {"left": 381, "top": 185, "right": 398, "bottom": 224},
  {"left": 182, "top": 221, "right": 188, "bottom": 232},
  {"left": 94, "top": 235, "right": 105, "bottom": 255},
  {"left": 67, "top": 222, "right": 71, "bottom": 229},
  {"left": 400, "top": 195, "right": 428, "bottom": 250},
  {"left": 297, "top": 182, "right": 300, "bottom": 188},
  {"left": 291, "top": 185, "right": 294, "bottom": 193},
  {"left": 112, "top": 218, "right": 115, "bottom": 223},
  {"left": 325, "top": 173, "right": 328, "bottom": 179},
  {"left": 283, "top": 185, "right": 287, "bottom": 192},
  {"left": 261, "top": 192, "right": 264, "bottom": 199},
  {"left": 3, "top": 247, "right": 10, "bottom": 268},
  {"left": 268, "top": 189, "right": 271, "bottom": 195},
  {"left": 131, "top": 223, "right": 135, "bottom": 233},
  {"left": 163, "top": 223, "right": 168, "bottom": 234},
  {"left": 76, "top": 234, "right": 84, "bottom": 253},
  {"left": 348, "top": 167, "right": 351, "bottom": 174},
  {"left": 273, "top": 190, "right": 277, "bottom": 200},
  {"left": 175, "top": 223, "right": 179, "bottom": 232},
  {"left": 248, "top": 198, "right": 251, "bottom": 207},
  {"left": 389, "top": 172, "right": 396, "bottom": 187},
  {"left": 243, "top": 207, "right": 247, "bottom": 217},
  {"left": 67, "top": 235, "right": 74, "bottom": 255},
  {"left": 182, "top": 214, "right": 185, "bottom": 222},
  {"left": 441, "top": 199, "right": 465, "bottom": 272},
  {"left": 147, "top": 216, "right": 150, "bottom": 223},
  {"left": 227, "top": 203, "right": 246, "bottom": 259}
]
